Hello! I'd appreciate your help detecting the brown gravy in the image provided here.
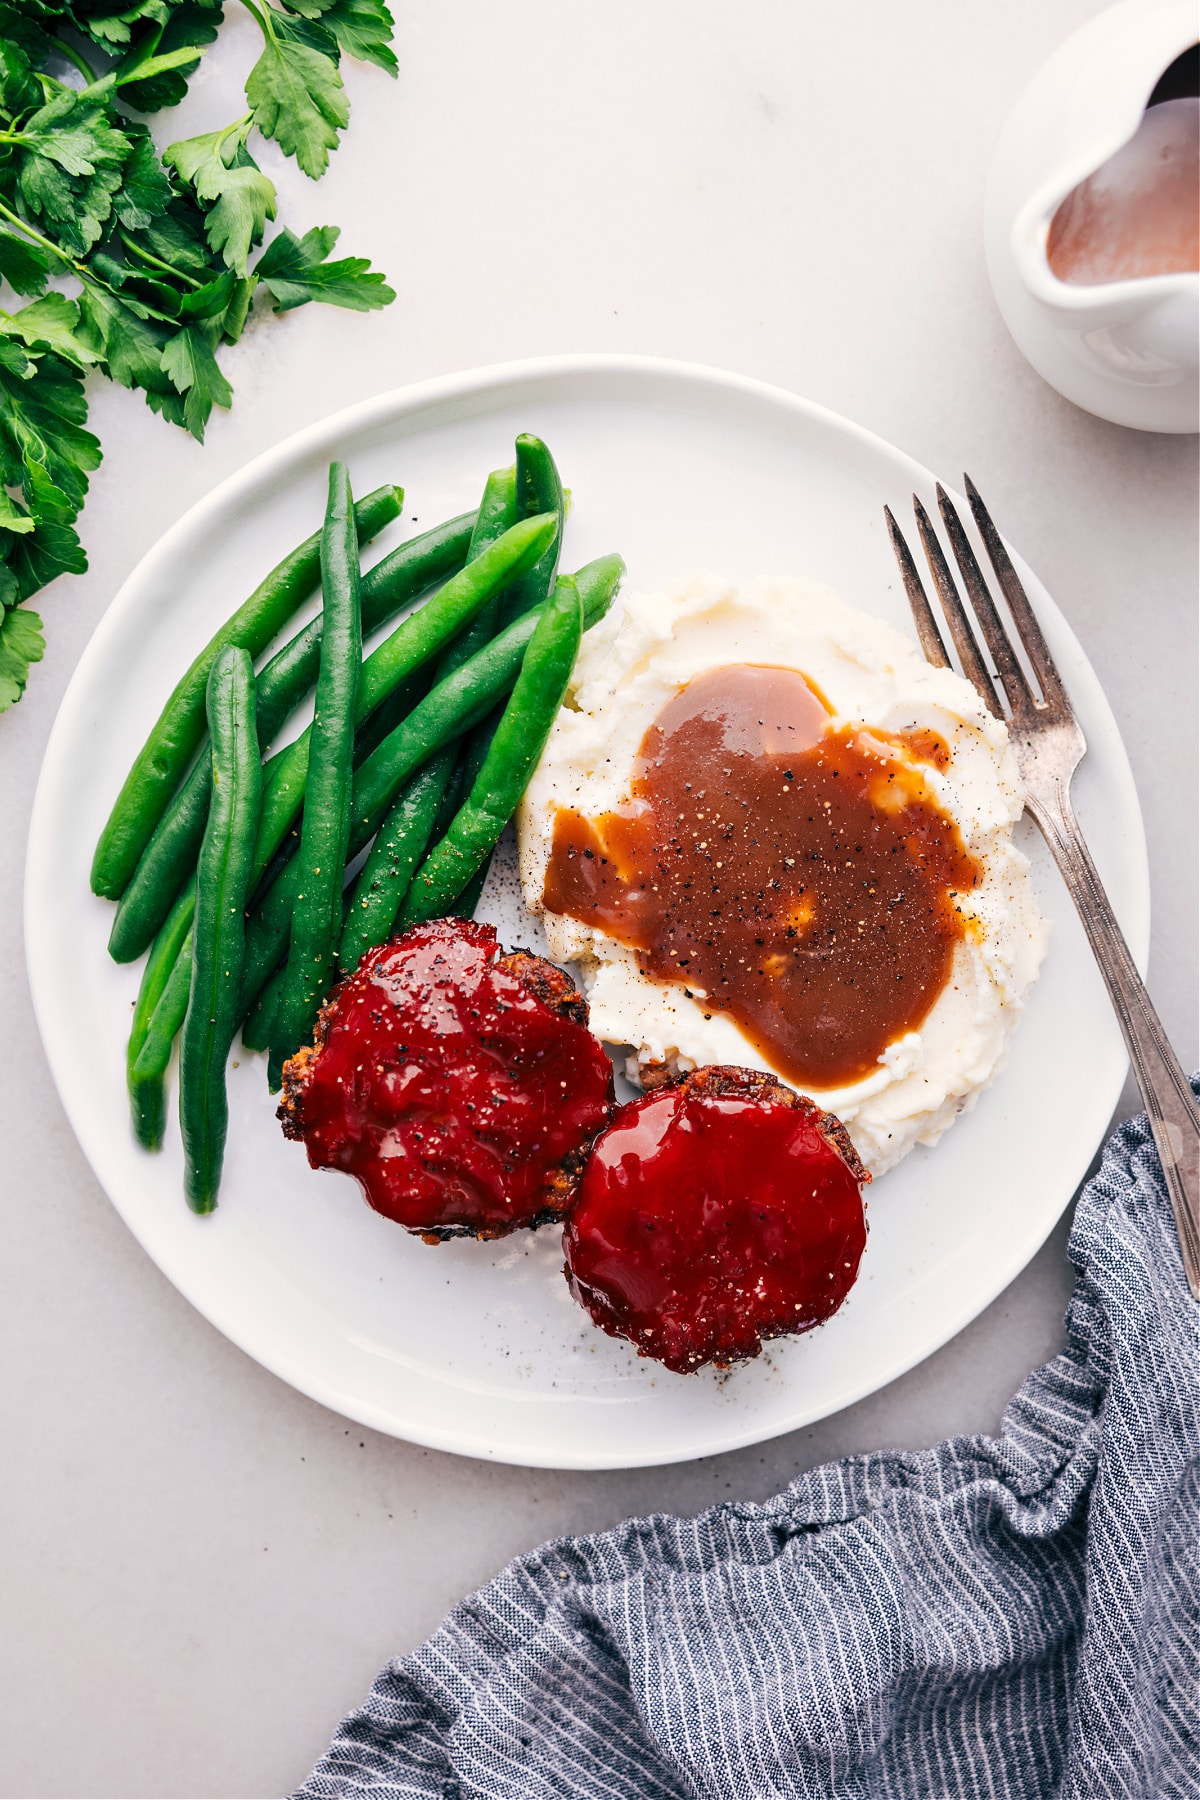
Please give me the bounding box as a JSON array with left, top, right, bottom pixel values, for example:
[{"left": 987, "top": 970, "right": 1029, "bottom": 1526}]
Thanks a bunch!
[
  {"left": 1047, "top": 96, "right": 1199, "bottom": 285},
  {"left": 542, "top": 664, "right": 983, "bottom": 1090}
]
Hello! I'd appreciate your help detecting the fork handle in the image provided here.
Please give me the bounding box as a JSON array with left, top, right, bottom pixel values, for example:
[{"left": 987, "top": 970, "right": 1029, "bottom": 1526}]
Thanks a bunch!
[{"left": 1026, "top": 781, "right": 1200, "bottom": 1298}]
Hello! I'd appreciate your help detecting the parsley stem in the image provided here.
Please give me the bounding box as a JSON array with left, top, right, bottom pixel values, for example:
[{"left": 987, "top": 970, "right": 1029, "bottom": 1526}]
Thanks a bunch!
[
  {"left": 0, "top": 199, "right": 83, "bottom": 274},
  {"left": 215, "top": 113, "right": 254, "bottom": 152},
  {"left": 237, "top": 0, "right": 274, "bottom": 44},
  {"left": 118, "top": 231, "right": 204, "bottom": 291},
  {"left": 0, "top": 201, "right": 181, "bottom": 326},
  {"left": 54, "top": 37, "right": 99, "bottom": 85},
  {"left": 82, "top": 271, "right": 180, "bottom": 326}
]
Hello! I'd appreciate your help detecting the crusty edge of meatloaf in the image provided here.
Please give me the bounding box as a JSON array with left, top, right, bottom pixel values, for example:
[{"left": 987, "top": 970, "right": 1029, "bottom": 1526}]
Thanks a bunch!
[
  {"left": 278, "top": 1044, "right": 314, "bottom": 1142},
  {"left": 666, "top": 1063, "right": 871, "bottom": 1187},
  {"left": 499, "top": 947, "right": 590, "bottom": 1028}
]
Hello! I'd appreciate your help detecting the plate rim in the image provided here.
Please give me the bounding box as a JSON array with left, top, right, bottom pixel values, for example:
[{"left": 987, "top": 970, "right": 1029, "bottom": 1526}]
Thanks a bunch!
[{"left": 25, "top": 352, "right": 1149, "bottom": 1468}]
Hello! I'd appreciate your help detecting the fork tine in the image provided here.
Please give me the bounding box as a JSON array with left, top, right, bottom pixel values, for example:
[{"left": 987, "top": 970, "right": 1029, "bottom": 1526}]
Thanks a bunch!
[
  {"left": 884, "top": 505, "right": 951, "bottom": 669},
  {"left": 912, "top": 496, "right": 1002, "bottom": 716},
  {"left": 936, "top": 484, "right": 1034, "bottom": 715},
  {"left": 964, "top": 474, "right": 1071, "bottom": 712}
]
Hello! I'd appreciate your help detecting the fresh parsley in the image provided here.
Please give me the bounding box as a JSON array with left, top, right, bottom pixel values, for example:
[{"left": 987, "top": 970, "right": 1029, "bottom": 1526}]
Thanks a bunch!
[{"left": 0, "top": 0, "right": 397, "bottom": 713}]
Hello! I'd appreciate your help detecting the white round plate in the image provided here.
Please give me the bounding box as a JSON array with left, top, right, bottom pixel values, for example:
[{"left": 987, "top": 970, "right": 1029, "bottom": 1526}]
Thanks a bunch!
[{"left": 26, "top": 356, "right": 1147, "bottom": 1470}]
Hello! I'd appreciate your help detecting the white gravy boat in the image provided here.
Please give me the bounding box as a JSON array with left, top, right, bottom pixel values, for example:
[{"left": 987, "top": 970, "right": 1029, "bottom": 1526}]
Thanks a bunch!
[{"left": 985, "top": 0, "right": 1198, "bottom": 433}]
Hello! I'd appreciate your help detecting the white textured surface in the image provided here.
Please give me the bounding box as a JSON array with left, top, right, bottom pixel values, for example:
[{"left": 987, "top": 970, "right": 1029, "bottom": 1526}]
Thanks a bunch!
[{"left": 2, "top": 2, "right": 1196, "bottom": 1794}]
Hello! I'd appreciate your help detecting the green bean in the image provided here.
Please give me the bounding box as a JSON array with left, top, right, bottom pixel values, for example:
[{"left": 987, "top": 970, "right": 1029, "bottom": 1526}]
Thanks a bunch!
[
  {"left": 450, "top": 862, "right": 489, "bottom": 920},
  {"left": 336, "top": 467, "right": 518, "bottom": 971},
  {"left": 350, "top": 554, "right": 622, "bottom": 856},
  {"left": 346, "top": 670, "right": 425, "bottom": 769},
  {"left": 342, "top": 700, "right": 475, "bottom": 967},
  {"left": 92, "top": 484, "right": 403, "bottom": 901},
  {"left": 337, "top": 748, "right": 458, "bottom": 974},
  {"left": 179, "top": 647, "right": 262, "bottom": 1212},
  {"left": 503, "top": 435, "right": 565, "bottom": 627},
  {"left": 429, "top": 744, "right": 469, "bottom": 843},
  {"left": 418, "top": 711, "right": 495, "bottom": 919},
  {"left": 467, "top": 442, "right": 564, "bottom": 753},
  {"left": 243, "top": 671, "right": 409, "bottom": 952},
  {"left": 268, "top": 465, "right": 363, "bottom": 1088},
  {"left": 441, "top": 436, "right": 566, "bottom": 900},
  {"left": 235, "top": 553, "right": 625, "bottom": 1022},
  {"left": 433, "top": 676, "right": 508, "bottom": 917},
  {"left": 106, "top": 511, "right": 475, "bottom": 964},
  {"left": 241, "top": 859, "right": 358, "bottom": 1046},
  {"left": 131, "top": 927, "right": 194, "bottom": 1092},
  {"left": 445, "top": 466, "right": 519, "bottom": 661},
  {"left": 397, "top": 577, "right": 583, "bottom": 927},
  {"left": 261, "top": 508, "right": 477, "bottom": 747},
  {"left": 240, "top": 859, "right": 301, "bottom": 1022},
  {"left": 240, "top": 954, "right": 286, "bottom": 1053},
  {"left": 347, "top": 607, "right": 543, "bottom": 840},
  {"left": 112, "top": 507, "right": 550, "bottom": 986},
  {"left": 247, "top": 510, "right": 556, "bottom": 901},
  {"left": 127, "top": 877, "right": 195, "bottom": 1148}
]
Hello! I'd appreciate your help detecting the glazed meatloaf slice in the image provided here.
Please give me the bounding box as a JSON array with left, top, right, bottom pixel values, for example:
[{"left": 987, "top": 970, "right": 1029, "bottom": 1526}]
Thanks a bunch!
[
  {"left": 279, "top": 917, "right": 614, "bottom": 1241},
  {"left": 563, "top": 1063, "right": 870, "bottom": 1372}
]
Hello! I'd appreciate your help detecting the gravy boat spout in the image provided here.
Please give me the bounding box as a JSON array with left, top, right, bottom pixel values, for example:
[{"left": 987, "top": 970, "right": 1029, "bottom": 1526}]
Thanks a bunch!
[{"left": 986, "top": 0, "right": 1199, "bottom": 432}]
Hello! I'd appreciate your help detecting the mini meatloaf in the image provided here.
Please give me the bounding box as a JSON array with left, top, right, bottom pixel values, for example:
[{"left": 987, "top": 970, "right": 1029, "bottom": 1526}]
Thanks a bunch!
[
  {"left": 279, "top": 917, "right": 614, "bottom": 1240},
  {"left": 563, "top": 1064, "right": 870, "bottom": 1372}
]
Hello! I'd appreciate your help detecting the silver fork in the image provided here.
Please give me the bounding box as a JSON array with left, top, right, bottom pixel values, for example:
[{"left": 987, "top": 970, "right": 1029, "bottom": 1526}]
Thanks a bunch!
[{"left": 886, "top": 478, "right": 1200, "bottom": 1299}]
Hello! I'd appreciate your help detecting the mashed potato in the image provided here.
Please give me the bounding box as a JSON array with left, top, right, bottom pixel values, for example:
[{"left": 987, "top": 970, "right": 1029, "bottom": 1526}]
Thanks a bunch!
[{"left": 518, "top": 573, "right": 1048, "bottom": 1175}]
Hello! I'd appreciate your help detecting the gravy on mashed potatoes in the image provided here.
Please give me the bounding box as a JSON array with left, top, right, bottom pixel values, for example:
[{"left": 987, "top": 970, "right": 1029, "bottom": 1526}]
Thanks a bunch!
[{"left": 518, "top": 573, "right": 1049, "bottom": 1176}]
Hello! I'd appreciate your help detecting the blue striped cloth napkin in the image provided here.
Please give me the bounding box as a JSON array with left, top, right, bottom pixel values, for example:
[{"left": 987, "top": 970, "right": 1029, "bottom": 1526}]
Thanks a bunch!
[{"left": 296, "top": 1087, "right": 1199, "bottom": 1799}]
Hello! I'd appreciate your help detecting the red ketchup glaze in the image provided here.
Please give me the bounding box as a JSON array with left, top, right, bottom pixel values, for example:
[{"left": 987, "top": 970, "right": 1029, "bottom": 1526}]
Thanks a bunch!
[
  {"left": 286, "top": 919, "right": 614, "bottom": 1238},
  {"left": 563, "top": 1079, "right": 868, "bottom": 1373}
]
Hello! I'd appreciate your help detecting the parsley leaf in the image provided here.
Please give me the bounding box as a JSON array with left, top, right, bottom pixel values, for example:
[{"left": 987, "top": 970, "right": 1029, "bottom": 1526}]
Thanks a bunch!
[
  {"left": 164, "top": 265, "right": 251, "bottom": 342},
  {"left": 118, "top": 3, "right": 220, "bottom": 111},
  {"left": 113, "top": 131, "right": 175, "bottom": 231},
  {"left": 269, "top": 8, "right": 339, "bottom": 60},
  {"left": 0, "top": 344, "right": 101, "bottom": 522},
  {"left": 0, "top": 31, "right": 40, "bottom": 111},
  {"left": 4, "top": 514, "right": 88, "bottom": 602},
  {"left": 0, "top": 294, "right": 99, "bottom": 368},
  {"left": 81, "top": 4, "right": 175, "bottom": 50},
  {"left": 0, "top": 5, "right": 58, "bottom": 73},
  {"left": 0, "top": 0, "right": 397, "bottom": 710},
  {"left": 160, "top": 322, "right": 232, "bottom": 439},
  {"left": 294, "top": 0, "right": 397, "bottom": 78},
  {"left": 134, "top": 201, "right": 220, "bottom": 282},
  {"left": 0, "top": 605, "right": 45, "bottom": 713},
  {"left": 0, "top": 488, "right": 33, "bottom": 534},
  {"left": 166, "top": 119, "right": 278, "bottom": 275},
  {"left": 175, "top": 266, "right": 236, "bottom": 321},
  {"left": 0, "top": 229, "right": 51, "bottom": 298},
  {"left": 114, "top": 36, "right": 221, "bottom": 90},
  {"left": 75, "top": 283, "right": 174, "bottom": 401},
  {"left": 245, "top": 27, "right": 348, "bottom": 179},
  {"left": 11, "top": 90, "right": 131, "bottom": 256},
  {"left": 0, "top": 345, "right": 97, "bottom": 606},
  {"left": 256, "top": 224, "right": 394, "bottom": 311}
]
